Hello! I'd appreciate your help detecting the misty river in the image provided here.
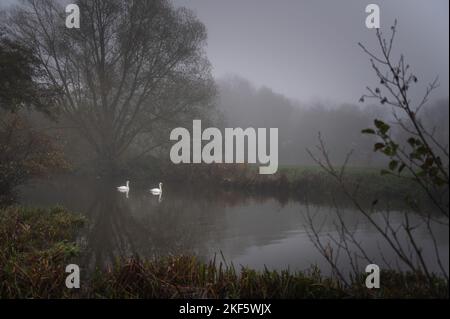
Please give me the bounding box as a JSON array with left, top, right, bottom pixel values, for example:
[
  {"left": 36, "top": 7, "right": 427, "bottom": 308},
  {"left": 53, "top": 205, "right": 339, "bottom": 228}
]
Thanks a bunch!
[{"left": 19, "top": 176, "right": 449, "bottom": 277}]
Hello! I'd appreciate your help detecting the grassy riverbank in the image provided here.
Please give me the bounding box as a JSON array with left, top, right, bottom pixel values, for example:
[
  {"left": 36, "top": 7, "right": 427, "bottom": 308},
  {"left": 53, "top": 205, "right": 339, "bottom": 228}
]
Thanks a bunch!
[
  {"left": 144, "top": 164, "right": 438, "bottom": 210},
  {"left": 0, "top": 206, "right": 84, "bottom": 298},
  {"left": 1, "top": 206, "right": 448, "bottom": 299},
  {"left": 122, "top": 162, "right": 417, "bottom": 193}
]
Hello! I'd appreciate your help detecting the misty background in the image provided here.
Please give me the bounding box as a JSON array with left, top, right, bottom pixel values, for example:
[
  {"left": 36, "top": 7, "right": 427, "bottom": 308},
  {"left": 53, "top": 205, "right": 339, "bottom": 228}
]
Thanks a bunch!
[
  {"left": 174, "top": 0, "right": 449, "bottom": 166},
  {"left": 172, "top": 0, "right": 449, "bottom": 102},
  {"left": 1, "top": 0, "right": 448, "bottom": 167}
]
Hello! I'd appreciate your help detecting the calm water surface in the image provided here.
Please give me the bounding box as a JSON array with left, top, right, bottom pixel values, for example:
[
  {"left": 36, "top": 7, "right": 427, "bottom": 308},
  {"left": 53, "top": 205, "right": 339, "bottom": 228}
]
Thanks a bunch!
[{"left": 20, "top": 177, "right": 449, "bottom": 276}]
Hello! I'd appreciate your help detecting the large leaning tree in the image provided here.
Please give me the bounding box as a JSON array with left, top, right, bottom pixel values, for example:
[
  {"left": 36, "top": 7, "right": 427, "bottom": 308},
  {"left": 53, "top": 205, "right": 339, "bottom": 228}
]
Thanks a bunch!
[{"left": 4, "top": 0, "right": 216, "bottom": 173}]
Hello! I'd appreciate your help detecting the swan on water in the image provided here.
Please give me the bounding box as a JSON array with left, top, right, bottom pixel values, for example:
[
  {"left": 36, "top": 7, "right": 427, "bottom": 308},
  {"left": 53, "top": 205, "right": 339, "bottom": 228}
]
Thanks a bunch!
[
  {"left": 150, "top": 182, "right": 163, "bottom": 195},
  {"left": 117, "top": 181, "right": 130, "bottom": 192}
]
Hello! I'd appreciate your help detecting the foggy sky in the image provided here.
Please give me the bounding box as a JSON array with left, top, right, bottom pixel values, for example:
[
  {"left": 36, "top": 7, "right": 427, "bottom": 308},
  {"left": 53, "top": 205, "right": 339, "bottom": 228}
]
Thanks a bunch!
[
  {"left": 1, "top": 0, "right": 448, "bottom": 104},
  {"left": 172, "top": 0, "right": 449, "bottom": 104}
]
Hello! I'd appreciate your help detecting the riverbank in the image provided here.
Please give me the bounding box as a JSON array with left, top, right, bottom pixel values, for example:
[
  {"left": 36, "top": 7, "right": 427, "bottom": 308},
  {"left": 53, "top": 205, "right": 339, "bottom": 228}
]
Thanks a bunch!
[
  {"left": 127, "top": 163, "right": 444, "bottom": 211},
  {"left": 0, "top": 206, "right": 447, "bottom": 299}
]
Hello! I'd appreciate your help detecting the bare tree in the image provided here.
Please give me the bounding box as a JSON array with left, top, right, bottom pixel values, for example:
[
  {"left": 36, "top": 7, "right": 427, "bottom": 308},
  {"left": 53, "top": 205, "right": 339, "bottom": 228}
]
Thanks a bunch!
[
  {"left": 359, "top": 21, "right": 448, "bottom": 217},
  {"left": 306, "top": 23, "right": 449, "bottom": 290},
  {"left": 5, "top": 0, "right": 216, "bottom": 173}
]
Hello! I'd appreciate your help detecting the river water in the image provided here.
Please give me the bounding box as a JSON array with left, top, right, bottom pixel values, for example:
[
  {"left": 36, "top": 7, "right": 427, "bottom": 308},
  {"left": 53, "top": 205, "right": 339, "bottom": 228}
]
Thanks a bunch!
[{"left": 20, "top": 176, "right": 449, "bottom": 277}]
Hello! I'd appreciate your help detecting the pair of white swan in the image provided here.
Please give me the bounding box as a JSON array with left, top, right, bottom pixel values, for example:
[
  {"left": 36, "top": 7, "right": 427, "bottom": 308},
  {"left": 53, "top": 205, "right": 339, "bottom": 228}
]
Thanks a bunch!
[{"left": 116, "top": 181, "right": 163, "bottom": 198}]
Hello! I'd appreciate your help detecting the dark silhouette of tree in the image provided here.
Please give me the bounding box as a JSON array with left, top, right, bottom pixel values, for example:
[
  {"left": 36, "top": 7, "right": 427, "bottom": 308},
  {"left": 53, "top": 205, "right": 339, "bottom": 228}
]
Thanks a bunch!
[
  {"left": 0, "top": 36, "right": 66, "bottom": 205},
  {"left": 0, "top": 35, "right": 59, "bottom": 114},
  {"left": 5, "top": 0, "right": 216, "bottom": 174}
]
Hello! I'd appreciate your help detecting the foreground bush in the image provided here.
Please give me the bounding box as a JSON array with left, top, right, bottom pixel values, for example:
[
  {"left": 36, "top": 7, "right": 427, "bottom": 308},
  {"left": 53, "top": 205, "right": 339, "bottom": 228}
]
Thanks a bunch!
[
  {"left": 88, "top": 257, "right": 449, "bottom": 299},
  {"left": 0, "top": 206, "right": 84, "bottom": 298}
]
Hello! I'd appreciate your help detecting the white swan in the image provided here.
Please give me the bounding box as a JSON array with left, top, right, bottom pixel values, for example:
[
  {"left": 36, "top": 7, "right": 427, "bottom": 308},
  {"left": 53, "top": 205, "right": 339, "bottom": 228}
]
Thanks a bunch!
[
  {"left": 117, "top": 180, "right": 130, "bottom": 192},
  {"left": 150, "top": 182, "right": 163, "bottom": 195}
]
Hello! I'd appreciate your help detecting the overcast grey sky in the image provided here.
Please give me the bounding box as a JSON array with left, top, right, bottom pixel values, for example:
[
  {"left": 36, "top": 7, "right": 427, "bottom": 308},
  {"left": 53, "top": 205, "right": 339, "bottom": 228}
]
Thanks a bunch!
[
  {"left": 172, "top": 0, "right": 449, "bottom": 104},
  {"left": 1, "top": 0, "right": 448, "bottom": 104}
]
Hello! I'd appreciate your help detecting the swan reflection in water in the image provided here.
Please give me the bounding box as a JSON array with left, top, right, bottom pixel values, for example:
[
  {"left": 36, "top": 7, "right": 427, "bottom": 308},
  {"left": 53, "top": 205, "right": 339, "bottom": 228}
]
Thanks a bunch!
[{"left": 119, "top": 189, "right": 129, "bottom": 198}]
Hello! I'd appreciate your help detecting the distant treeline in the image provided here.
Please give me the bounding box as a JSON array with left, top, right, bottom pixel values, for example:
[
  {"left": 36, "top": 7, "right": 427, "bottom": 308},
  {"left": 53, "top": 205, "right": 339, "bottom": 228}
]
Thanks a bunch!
[
  {"left": 217, "top": 76, "right": 449, "bottom": 166},
  {"left": 11, "top": 76, "right": 450, "bottom": 175}
]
